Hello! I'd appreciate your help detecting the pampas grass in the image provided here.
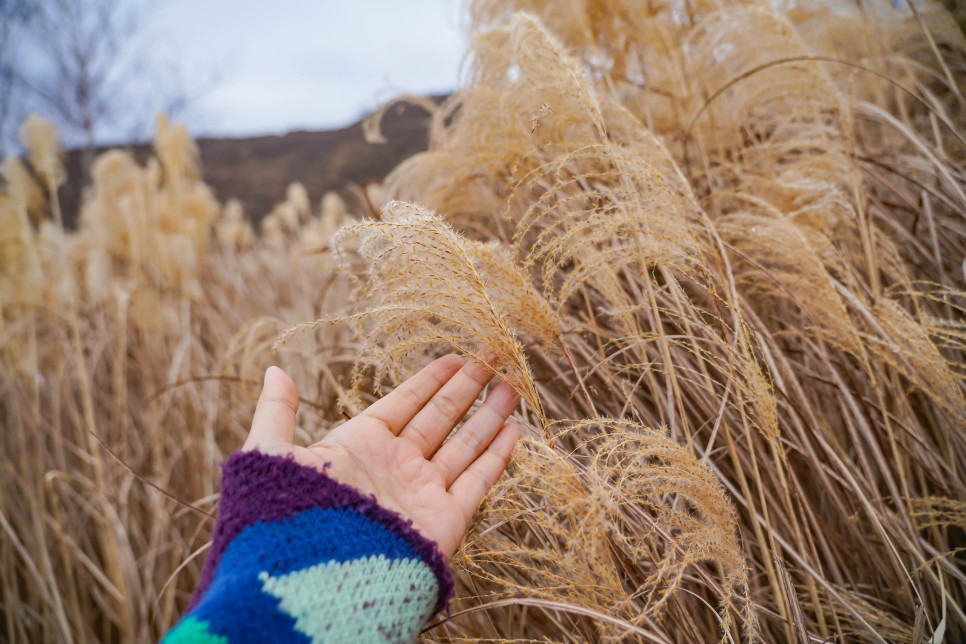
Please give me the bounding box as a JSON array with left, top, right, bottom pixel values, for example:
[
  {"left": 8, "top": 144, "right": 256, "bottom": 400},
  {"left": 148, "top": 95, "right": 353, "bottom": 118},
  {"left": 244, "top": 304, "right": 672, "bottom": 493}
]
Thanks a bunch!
[
  {"left": 2, "top": 0, "right": 965, "bottom": 642},
  {"left": 1, "top": 115, "right": 352, "bottom": 642},
  {"left": 368, "top": 2, "right": 965, "bottom": 640}
]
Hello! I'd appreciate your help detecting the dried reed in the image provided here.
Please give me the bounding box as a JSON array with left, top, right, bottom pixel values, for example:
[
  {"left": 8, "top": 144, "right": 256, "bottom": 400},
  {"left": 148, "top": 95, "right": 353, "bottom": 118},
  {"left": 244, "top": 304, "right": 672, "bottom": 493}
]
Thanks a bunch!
[{"left": 2, "top": 0, "right": 965, "bottom": 642}]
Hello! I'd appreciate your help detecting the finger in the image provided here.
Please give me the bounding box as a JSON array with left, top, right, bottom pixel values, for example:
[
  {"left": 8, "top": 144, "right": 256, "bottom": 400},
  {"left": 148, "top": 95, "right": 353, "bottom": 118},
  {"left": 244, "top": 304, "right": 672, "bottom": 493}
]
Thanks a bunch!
[
  {"left": 432, "top": 381, "right": 518, "bottom": 487},
  {"left": 400, "top": 355, "right": 497, "bottom": 457},
  {"left": 244, "top": 366, "right": 299, "bottom": 450},
  {"left": 358, "top": 354, "right": 463, "bottom": 434},
  {"left": 449, "top": 421, "right": 521, "bottom": 522}
]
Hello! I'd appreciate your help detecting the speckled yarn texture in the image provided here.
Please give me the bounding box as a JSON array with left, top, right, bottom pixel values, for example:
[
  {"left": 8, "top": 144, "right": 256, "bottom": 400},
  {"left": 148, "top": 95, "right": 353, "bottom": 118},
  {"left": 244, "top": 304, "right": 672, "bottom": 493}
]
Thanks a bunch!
[{"left": 162, "top": 450, "right": 454, "bottom": 643}]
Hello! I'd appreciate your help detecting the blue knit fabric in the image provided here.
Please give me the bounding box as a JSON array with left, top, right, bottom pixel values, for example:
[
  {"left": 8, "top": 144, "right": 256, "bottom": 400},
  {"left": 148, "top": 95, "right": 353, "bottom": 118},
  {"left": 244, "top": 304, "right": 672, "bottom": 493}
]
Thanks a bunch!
[{"left": 163, "top": 451, "right": 453, "bottom": 644}]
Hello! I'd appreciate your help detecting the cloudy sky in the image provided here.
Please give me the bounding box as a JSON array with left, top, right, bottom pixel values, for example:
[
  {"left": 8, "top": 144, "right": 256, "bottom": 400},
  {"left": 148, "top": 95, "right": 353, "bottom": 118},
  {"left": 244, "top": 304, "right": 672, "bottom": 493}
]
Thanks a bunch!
[{"left": 147, "top": 0, "right": 468, "bottom": 138}]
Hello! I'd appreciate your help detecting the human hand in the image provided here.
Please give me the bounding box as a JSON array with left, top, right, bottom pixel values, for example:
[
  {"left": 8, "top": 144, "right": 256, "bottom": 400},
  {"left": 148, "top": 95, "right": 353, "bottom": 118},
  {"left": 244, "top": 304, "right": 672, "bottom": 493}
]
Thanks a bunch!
[{"left": 242, "top": 354, "right": 521, "bottom": 558}]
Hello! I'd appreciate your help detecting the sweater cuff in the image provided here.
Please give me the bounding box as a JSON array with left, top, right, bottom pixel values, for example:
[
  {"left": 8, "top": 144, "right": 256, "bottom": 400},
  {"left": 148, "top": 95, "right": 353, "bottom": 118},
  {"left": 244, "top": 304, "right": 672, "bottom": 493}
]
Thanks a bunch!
[{"left": 189, "top": 449, "right": 454, "bottom": 616}]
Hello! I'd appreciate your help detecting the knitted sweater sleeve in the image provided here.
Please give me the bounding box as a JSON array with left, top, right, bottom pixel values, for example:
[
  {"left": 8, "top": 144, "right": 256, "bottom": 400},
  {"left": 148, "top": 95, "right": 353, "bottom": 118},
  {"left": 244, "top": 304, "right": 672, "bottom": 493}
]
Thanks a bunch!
[{"left": 162, "top": 450, "right": 454, "bottom": 644}]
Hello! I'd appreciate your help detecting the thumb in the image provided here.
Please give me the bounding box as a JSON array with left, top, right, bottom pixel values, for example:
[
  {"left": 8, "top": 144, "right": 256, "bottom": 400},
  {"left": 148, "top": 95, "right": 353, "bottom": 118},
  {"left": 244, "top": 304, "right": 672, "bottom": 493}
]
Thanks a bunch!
[{"left": 244, "top": 366, "right": 299, "bottom": 451}]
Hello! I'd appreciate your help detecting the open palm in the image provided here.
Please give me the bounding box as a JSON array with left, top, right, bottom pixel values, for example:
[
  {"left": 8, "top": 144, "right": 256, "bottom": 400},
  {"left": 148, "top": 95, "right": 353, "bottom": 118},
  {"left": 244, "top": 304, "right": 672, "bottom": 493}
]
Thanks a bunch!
[{"left": 242, "top": 355, "right": 520, "bottom": 558}]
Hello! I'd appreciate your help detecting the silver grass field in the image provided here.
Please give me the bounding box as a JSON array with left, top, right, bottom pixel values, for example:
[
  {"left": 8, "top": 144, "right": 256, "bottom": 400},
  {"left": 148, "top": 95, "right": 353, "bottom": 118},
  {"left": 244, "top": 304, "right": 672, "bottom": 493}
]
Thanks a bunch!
[{"left": 2, "top": 1, "right": 965, "bottom": 642}]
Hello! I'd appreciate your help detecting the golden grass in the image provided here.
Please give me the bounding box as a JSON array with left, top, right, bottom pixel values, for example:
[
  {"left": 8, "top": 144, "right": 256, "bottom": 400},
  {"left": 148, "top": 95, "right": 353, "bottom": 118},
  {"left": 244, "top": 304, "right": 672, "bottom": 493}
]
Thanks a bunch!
[
  {"left": 3, "top": 1, "right": 965, "bottom": 642},
  {"left": 1, "top": 115, "right": 353, "bottom": 642}
]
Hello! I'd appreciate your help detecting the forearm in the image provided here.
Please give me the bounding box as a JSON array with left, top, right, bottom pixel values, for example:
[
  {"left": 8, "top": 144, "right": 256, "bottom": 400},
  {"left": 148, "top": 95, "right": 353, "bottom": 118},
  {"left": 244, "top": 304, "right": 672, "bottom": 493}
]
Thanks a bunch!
[{"left": 164, "top": 450, "right": 453, "bottom": 643}]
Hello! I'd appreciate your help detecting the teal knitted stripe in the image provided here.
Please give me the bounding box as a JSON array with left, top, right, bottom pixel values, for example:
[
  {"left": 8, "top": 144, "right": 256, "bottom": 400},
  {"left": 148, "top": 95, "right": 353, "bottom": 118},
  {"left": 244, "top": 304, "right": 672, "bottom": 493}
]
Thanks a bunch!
[{"left": 163, "top": 616, "right": 228, "bottom": 643}]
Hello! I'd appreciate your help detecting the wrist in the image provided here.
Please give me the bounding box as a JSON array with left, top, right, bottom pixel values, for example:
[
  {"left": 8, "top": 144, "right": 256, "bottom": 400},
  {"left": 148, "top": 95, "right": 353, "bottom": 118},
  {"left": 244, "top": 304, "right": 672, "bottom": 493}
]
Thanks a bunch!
[{"left": 191, "top": 449, "right": 454, "bottom": 615}]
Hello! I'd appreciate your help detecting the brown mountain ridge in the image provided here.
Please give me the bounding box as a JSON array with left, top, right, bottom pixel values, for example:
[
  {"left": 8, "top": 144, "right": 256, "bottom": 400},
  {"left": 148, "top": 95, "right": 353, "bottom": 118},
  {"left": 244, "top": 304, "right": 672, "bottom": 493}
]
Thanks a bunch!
[{"left": 60, "top": 95, "right": 444, "bottom": 228}]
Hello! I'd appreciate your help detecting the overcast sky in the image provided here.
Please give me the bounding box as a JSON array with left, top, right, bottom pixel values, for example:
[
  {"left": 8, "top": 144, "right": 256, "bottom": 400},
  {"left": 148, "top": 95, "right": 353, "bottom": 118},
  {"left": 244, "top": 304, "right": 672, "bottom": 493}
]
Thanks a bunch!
[{"left": 146, "top": 0, "right": 468, "bottom": 138}]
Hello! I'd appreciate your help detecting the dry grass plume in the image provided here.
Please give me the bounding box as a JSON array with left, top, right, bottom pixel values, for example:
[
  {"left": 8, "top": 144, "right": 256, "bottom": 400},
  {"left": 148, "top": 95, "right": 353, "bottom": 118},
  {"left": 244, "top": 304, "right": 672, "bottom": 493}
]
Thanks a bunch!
[{"left": 2, "top": 1, "right": 965, "bottom": 642}]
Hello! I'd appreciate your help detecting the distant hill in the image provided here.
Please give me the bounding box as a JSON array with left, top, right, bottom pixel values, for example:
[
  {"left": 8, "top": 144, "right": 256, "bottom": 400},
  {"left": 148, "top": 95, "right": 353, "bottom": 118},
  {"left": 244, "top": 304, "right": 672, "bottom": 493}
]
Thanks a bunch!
[{"left": 60, "top": 95, "right": 444, "bottom": 228}]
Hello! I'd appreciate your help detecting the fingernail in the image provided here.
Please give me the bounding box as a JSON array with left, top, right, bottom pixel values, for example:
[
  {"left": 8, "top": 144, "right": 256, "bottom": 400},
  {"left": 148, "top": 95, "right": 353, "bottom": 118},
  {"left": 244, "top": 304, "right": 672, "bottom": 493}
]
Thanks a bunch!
[
  {"left": 490, "top": 381, "right": 518, "bottom": 405},
  {"left": 479, "top": 349, "right": 501, "bottom": 367}
]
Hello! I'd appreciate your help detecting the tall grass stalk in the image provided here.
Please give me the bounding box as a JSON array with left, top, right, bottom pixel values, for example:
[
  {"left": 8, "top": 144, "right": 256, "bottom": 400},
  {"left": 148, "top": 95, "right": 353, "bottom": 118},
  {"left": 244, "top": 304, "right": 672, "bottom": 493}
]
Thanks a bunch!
[{"left": 2, "top": 1, "right": 965, "bottom": 642}]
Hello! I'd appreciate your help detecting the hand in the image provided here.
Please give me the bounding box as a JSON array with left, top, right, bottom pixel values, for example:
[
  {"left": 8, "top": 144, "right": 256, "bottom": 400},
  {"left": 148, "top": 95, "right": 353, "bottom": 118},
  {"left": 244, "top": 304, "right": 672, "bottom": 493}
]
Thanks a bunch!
[{"left": 242, "top": 354, "right": 521, "bottom": 558}]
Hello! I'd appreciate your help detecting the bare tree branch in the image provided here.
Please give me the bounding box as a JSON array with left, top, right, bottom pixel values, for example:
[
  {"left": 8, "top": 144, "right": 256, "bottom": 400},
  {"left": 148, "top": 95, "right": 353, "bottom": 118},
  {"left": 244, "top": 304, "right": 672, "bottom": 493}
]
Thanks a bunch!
[{"left": 0, "top": 0, "right": 211, "bottom": 178}]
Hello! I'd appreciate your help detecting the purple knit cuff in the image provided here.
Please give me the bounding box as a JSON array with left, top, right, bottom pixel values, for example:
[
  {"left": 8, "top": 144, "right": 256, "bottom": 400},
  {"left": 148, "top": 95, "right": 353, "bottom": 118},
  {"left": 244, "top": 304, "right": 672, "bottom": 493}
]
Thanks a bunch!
[{"left": 188, "top": 449, "right": 454, "bottom": 616}]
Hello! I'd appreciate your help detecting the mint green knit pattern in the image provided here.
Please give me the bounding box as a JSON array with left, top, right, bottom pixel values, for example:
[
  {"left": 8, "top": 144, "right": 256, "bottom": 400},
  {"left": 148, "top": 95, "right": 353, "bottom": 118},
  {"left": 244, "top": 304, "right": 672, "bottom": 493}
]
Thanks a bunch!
[{"left": 258, "top": 555, "right": 438, "bottom": 642}]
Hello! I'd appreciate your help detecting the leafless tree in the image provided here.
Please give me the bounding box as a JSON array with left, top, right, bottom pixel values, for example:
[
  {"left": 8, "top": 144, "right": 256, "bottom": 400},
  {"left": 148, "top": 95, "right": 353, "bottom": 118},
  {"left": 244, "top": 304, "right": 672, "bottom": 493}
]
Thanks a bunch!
[{"left": 0, "top": 0, "right": 203, "bottom": 179}]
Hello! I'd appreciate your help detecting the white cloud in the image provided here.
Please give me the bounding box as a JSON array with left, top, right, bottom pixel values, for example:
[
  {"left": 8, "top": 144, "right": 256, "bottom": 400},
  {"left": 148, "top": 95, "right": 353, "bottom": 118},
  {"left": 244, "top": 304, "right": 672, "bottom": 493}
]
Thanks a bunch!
[{"left": 148, "top": 0, "right": 467, "bottom": 137}]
